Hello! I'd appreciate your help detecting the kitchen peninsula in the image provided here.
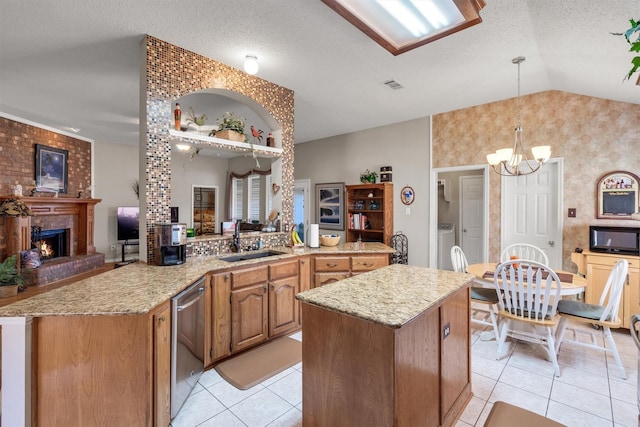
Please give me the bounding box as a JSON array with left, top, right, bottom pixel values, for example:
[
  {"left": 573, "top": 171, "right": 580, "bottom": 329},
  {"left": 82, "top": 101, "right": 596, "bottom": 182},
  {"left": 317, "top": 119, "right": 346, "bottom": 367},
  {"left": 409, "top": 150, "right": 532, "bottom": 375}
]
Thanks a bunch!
[
  {"left": 297, "top": 264, "right": 474, "bottom": 427},
  {"left": 0, "top": 242, "right": 393, "bottom": 426}
]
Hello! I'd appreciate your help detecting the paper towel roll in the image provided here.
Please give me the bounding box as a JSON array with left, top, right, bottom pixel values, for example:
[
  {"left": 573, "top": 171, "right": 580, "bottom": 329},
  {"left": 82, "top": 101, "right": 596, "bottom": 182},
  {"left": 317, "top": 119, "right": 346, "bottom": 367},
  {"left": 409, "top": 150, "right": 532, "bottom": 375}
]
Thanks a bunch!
[{"left": 309, "top": 224, "right": 320, "bottom": 248}]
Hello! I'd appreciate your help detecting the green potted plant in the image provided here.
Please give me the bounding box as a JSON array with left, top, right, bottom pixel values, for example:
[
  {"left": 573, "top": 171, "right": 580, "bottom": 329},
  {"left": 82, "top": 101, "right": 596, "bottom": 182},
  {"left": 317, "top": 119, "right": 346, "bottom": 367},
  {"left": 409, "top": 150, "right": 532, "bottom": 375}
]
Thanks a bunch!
[
  {"left": 360, "top": 169, "right": 378, "bottom": 183},
  {"left": 613, "top": 18, "right": 640, "bottom": 82},
  {"left": 209, "top": 112, "right": 247, "bottom": 142},
  {"left": 0, "top": 254, "right": 26, "bottom": 297}
]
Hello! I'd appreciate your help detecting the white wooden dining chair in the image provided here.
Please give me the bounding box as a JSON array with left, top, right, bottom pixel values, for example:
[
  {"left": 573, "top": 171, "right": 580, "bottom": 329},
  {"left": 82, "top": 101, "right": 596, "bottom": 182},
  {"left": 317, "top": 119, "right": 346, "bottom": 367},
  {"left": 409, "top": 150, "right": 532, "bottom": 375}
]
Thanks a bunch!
[
  {"left": 493, "top": 259, "right": 563, "bottom": 377},
  {"left": 500, "top": 243, "right": 549, "bottom": 266},
  {"left": 555, "top": 258, "right": 629, "bottom": 379},
  {"left": 451, "top": 246, "right": 500, "bottom": 340}
]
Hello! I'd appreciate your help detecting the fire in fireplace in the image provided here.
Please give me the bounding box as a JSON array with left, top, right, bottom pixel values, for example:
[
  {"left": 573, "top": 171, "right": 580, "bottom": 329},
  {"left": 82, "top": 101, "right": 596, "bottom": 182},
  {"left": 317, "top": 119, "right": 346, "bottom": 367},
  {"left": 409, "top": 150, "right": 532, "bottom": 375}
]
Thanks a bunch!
[{"left": 31, "top": 226, "right": 69, "bottom": 261}]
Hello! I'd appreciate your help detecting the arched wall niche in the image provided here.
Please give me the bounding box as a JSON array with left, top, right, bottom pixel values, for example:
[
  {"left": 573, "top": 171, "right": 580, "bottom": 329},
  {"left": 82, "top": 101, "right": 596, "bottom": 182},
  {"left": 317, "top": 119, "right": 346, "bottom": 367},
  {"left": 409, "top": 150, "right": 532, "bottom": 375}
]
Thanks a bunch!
[{"left": 142, "top": 35, "right": 294, "bottom": 263}]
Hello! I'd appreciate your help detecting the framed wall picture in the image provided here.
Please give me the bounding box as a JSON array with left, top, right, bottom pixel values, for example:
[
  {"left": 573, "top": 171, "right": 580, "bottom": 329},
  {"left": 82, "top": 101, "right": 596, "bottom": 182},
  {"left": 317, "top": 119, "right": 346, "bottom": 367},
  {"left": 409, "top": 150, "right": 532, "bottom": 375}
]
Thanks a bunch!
[
  {"left": 35, "top": 144, "right": 68, "bottom": 193},
  {"left": 316, "top": 182, "right": 345, "bottom": 230},
  {"left": 597, "top": 171, "right": 639, "bottom": 219},
  {"left": 400, "top": 186, "right": 415, "bottom": 205}
]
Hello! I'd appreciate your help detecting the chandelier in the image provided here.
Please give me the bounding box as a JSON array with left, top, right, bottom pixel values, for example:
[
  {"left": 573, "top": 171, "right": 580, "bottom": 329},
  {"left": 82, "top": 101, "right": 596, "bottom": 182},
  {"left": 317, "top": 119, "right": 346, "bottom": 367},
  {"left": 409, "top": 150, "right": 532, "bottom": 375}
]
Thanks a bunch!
[{"left": 486, "top": 56, "right": 551, "bottom": 176}]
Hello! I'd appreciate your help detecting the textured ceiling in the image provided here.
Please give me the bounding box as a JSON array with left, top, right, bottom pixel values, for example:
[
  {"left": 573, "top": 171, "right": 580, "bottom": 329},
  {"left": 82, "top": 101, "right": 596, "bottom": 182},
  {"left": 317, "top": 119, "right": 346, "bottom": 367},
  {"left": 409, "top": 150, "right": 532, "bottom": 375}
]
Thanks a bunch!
[{"left": 0, "top": 0, "right": 638, "bottom": 146}]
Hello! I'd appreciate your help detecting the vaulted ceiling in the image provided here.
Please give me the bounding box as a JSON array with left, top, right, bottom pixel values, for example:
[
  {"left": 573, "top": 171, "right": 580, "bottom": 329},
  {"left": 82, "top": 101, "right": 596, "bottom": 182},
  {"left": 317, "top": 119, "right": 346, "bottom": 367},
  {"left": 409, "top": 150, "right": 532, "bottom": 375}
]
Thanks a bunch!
[{"left": 0, "top": 0, "right": 638, "bottom": 146}]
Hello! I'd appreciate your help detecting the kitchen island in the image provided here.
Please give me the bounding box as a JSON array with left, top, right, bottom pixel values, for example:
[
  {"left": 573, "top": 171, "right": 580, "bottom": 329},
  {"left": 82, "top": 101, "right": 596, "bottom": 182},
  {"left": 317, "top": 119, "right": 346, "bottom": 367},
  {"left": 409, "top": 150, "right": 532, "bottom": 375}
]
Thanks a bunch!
[
  {"left": 296, "top": 264, "right": 474, "bottom": 427},
  {"left": 0, "top": 242, "right": 393, "bottom": 426}
]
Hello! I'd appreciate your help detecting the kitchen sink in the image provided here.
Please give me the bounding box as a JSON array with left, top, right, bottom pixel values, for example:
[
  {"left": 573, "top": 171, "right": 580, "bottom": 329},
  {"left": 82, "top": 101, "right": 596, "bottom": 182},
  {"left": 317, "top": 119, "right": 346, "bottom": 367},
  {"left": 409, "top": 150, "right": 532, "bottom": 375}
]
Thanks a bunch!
[{"left": 219, "top": 250, "right": 285, "bottom": 262}]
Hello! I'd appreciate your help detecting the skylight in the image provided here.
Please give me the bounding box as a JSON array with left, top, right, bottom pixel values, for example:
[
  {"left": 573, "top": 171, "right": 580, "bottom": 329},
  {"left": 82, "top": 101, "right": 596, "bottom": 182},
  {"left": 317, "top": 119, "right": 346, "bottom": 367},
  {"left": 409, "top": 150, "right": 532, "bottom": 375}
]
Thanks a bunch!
[{"left": 321, "top": 0, "right": 486, "bottom": 55}]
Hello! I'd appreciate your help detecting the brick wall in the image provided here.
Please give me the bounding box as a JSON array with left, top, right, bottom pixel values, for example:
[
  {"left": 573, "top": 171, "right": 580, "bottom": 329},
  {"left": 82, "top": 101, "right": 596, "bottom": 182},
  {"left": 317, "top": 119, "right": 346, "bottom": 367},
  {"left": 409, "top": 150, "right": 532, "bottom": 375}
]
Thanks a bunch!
[{"left": 0, "top": 117, "right": 92, "bottom": 259}]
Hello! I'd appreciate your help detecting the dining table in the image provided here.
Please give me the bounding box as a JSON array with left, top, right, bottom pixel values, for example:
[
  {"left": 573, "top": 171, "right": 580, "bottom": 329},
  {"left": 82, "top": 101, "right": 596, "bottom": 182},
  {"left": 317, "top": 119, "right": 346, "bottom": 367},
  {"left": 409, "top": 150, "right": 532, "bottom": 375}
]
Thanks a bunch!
[
  {"left": 466, "top": 262, "right": 587, "bottom": 341},
  {"left": 466, "top": 262, "right": 587, "bottom": 297}
]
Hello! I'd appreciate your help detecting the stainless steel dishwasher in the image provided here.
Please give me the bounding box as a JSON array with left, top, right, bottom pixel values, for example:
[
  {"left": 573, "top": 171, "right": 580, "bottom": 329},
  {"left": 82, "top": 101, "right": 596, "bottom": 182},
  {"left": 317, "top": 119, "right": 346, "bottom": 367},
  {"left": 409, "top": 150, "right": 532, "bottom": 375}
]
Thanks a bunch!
[{"left": 171, "top": 276, "right": 206, "bottom": 419}]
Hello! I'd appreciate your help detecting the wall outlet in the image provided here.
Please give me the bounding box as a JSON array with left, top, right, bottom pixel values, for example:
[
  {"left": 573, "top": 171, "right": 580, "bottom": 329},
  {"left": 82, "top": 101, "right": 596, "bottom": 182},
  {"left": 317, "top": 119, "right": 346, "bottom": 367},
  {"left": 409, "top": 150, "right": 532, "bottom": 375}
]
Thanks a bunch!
[{"left": 442, "top": 322, "right": 450, "bottom": 339}]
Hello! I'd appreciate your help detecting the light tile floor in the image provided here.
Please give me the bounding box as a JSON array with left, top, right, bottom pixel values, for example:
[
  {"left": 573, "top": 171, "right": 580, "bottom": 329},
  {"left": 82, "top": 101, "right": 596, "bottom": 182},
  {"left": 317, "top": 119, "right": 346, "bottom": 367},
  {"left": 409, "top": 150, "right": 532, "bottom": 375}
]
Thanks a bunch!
[{"left": 171, "top": 321, "right": 639, "bottom": 427}]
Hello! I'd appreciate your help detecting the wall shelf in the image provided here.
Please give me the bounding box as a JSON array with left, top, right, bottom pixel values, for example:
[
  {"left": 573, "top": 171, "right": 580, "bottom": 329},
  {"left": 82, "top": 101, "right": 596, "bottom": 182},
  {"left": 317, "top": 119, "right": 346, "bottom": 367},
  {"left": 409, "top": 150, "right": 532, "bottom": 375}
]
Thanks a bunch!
[{"left": 169, "top": 129, "right": 283, "bottom": 159}]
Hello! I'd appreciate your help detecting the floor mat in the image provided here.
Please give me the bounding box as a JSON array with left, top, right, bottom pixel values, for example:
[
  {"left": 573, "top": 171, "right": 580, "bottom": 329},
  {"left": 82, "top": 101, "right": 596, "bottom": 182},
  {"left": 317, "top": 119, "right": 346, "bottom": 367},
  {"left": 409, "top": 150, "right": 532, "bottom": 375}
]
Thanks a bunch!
[{"left": 214, "top": 336, "right": 301, "bottom": 390}]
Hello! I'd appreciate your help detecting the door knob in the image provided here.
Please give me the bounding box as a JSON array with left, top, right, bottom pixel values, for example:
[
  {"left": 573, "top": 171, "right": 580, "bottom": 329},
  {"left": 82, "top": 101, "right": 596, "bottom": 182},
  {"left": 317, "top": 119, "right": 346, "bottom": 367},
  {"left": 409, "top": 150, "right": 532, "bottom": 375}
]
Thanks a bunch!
[
  {"left": 548, "top": 241, "right": 555, "bottom": 246},
  {"left": 463, "top": 229, "right": 467, "bottom": 233}
]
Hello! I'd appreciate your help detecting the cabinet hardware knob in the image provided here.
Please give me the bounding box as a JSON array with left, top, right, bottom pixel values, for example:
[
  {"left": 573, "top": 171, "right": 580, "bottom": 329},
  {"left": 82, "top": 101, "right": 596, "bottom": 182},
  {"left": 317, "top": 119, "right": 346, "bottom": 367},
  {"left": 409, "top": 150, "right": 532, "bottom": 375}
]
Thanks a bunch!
[
  {"left": 225, "top": 274, "right": 230, "bottom": 281},
  {"left": 158, "top": 315, "right": 166, "bottom": 322},
  {"left": 364, "top": 262, "right": 373, "bottom": 267},
  {"left": 271, "top": 284, "right": 275, "bottom": 290}
]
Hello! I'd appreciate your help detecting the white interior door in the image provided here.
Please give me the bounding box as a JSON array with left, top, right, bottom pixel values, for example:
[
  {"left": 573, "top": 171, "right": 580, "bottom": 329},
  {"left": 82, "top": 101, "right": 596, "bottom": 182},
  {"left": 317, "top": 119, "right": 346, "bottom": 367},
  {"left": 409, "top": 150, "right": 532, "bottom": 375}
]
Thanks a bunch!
[
  {"left": 460, "top": 176, "right": 484, "bottom": 264},
  {"left": 501, "top": 159, "right": 563, "bottom": 269}
]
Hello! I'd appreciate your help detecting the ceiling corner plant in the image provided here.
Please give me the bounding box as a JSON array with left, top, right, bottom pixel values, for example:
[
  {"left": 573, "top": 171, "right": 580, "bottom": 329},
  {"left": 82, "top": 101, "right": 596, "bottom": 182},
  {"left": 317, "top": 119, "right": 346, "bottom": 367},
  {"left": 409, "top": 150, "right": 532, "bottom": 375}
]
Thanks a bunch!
[{"left": 612, "top": 18, "right": 640, "bottom": 82}]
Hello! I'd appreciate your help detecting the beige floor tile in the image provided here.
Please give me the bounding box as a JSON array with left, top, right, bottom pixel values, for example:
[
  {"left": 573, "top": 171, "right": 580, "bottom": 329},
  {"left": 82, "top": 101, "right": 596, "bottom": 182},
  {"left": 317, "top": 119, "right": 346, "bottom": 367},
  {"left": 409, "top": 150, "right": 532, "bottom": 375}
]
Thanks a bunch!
[
  {"left": 170, "top": 389, "right": 226, "bottom": 427},
  {"left": 266, "top": 408, "right": 302, "bottom": 427},
  {"left": 458, "top": 395, "right": 487, "bottom": 426},
  {"left": 266, "top": 370, "right": 302, "bottom": 406},
  {"left": 611, "top": 398, "right": 639, "bottom": 427},
  {"left": 197, "top": 409, "right": 245, "bottom": 427},
  {"left": 499, "top": 365, "right": 553, "bottom": 398},
  {"left": 230, "top": 388, "right": 295, "bottom": 427},
  {"left": 556, "top": 365, "right": 610, "bottom": 397},
  {"left": 488, "top": 382, "right": 549, "bottom": 416},
  {"left": 472, "top": 372, "right": 497, "bottom": 400},
  {"left": 546, "top": 400, "right": 613, "bottom": 427},
  {"left": 551, "top": 381, "right": 613, "bottom": 420}
]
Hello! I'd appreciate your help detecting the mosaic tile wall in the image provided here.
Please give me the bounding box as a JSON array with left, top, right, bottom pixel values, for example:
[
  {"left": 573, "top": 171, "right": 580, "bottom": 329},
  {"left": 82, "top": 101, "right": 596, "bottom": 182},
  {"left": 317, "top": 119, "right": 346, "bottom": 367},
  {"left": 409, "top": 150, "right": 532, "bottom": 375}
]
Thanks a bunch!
[
  {"left": 0, "top": 117, "right": 92, "bottom": 259},
  {"left": 144, "top": 36, "right": 295, "bottom": 264},
  {"left": 432, "top": 90, "right": 640, "bottom": 271}
]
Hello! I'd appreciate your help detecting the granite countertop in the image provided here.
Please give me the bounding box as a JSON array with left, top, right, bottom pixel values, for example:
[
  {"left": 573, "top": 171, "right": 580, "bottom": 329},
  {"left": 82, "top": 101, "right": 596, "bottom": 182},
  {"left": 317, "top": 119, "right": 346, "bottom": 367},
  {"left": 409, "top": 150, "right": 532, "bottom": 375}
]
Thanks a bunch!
[
  {"left": 296, "top": 264, "right": 474, "bottom": 328},
  {"left": 0, "top": 242, "right": 394, "bottom": 317}
]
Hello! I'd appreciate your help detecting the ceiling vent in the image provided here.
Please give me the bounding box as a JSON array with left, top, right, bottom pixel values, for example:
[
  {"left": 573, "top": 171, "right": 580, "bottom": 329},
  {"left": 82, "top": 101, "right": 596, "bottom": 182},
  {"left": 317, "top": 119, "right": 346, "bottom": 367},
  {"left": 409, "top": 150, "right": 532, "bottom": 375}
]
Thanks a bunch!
[{"left": 383, "top": 79, "right": 404, "bottom": 90}]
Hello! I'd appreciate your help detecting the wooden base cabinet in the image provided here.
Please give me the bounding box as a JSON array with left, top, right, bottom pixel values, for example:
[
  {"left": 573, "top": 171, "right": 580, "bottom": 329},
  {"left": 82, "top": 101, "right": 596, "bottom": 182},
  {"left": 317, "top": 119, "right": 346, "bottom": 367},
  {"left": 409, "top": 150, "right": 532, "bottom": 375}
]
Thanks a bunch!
[
  {"left": 583, "top": 252, "right": 640, "bottom": 328},
  {"left": 33, "top": 302, "right": 171, "bottom": 426},
  {"left": 301, "top": 286, "right": 470, "bottom": 427},
  {"left": 313, "top": 253, "right": 389, "bottom": 287}
]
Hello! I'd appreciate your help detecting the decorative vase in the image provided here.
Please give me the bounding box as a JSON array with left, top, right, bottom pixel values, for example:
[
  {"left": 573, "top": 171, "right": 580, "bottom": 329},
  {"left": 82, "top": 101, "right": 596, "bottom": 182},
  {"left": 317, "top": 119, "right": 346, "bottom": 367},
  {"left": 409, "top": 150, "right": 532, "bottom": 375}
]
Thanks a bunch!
[
  {"left": 0, "top": 284, "right": 19, "bottom": 298},
  {"left": 174, "top": 103, "right": 182, "bottom": 131}
]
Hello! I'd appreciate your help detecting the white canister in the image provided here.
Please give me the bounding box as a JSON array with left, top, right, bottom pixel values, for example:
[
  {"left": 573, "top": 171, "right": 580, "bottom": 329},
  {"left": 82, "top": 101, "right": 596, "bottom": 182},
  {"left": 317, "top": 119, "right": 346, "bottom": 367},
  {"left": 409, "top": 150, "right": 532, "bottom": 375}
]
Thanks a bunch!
[{"left": 309, "top": 224, "right": 320, "bottom": 248}]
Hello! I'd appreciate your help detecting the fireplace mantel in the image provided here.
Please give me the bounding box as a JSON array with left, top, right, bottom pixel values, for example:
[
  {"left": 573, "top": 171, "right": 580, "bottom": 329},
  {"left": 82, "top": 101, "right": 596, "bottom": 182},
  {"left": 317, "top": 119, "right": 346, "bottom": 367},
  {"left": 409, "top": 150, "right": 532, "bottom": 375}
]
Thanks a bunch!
[{"left": 2, "top": 197, "right": 102, "bottom": 257}]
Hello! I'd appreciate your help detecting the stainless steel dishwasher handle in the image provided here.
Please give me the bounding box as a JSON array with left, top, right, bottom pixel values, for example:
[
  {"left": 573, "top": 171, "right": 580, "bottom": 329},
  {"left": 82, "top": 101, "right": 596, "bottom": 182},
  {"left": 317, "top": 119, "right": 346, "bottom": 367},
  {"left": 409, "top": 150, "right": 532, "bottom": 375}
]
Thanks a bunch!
[{"left": 177, "top": 287, "right": 205, "bottom": 312}]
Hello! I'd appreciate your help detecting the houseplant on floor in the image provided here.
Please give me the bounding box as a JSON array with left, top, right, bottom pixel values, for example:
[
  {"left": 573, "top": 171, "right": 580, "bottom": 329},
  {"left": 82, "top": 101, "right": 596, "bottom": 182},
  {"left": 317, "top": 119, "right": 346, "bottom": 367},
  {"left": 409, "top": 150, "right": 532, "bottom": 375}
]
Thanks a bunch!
[{"left": 0, "top": 254, "right": 27, "bottom": 297}]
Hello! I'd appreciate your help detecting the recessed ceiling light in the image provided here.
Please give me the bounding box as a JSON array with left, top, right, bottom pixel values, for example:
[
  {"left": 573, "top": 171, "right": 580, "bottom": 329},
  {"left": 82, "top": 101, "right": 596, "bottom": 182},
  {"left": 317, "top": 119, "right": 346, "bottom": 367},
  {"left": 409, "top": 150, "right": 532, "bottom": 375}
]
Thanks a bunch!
[{"left": 321, "top": 0, "right": 486, "bottom": 55}]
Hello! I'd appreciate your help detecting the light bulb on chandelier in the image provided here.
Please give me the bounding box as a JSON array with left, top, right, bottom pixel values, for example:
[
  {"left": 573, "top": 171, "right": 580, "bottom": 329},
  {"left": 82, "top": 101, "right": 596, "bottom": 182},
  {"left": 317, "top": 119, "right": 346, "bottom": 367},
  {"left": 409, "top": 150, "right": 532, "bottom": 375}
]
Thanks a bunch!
[{"left": 486, "top": 56, "right": 551, "bottom": 176}]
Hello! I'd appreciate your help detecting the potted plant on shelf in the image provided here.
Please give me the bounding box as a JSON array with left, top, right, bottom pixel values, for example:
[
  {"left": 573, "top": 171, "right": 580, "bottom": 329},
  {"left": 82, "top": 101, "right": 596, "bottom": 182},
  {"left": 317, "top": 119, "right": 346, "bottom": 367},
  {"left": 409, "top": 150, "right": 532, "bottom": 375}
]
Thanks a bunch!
[
  {"left": 360, "top": 169, "right": 378, "bottom": 184},
  {"left": 0, "top": 254, "right": 27, "bottom": 297},
  {"left": 209, "top": 112, "right": 247, "bottom": 142}
]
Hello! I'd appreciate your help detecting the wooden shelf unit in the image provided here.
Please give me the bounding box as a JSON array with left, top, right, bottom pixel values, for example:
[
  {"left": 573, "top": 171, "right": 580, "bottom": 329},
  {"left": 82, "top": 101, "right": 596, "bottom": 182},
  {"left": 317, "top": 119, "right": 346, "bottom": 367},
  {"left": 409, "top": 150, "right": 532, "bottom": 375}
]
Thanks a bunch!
[{"left": 345, "top": 183, "right": 393, "bottom": 246}]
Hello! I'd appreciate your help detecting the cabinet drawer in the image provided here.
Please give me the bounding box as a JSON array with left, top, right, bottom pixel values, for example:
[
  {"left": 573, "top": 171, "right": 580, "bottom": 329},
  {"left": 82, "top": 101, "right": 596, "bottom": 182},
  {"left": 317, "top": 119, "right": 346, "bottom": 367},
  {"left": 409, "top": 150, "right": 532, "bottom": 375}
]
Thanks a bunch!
[
  {"left": 231, "top": 266, "right": 268, "bottom": 290},
  {"left": 314, "top": 272, "right": 350, "bottom": 287},
  {"left": 586, "top": 254, "right": 640, "bottom": 269},
  {"left": 269, "top": 260, "right": 299, "bottom": 280},
  {"left": 351, "top": 255, "right": 388, "bottom": 272},
  {"left": 314, "top": 256, "right": 350, "bottom": 272}
]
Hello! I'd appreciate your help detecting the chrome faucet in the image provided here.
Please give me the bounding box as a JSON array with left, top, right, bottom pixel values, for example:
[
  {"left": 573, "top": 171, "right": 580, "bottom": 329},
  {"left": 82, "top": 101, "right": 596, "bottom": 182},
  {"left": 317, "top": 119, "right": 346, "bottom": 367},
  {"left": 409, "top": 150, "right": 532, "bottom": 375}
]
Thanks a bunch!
[{"left": 231, "top": 219, "right": 242, "bottom": 252}]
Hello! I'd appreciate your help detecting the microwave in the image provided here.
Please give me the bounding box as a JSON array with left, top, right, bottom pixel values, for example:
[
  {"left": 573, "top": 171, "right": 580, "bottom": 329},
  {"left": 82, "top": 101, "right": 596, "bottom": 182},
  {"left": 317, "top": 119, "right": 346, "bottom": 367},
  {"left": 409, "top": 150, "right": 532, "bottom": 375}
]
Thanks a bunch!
[{"left": 589, "top": 226, "right": 640, "bottom": 256}]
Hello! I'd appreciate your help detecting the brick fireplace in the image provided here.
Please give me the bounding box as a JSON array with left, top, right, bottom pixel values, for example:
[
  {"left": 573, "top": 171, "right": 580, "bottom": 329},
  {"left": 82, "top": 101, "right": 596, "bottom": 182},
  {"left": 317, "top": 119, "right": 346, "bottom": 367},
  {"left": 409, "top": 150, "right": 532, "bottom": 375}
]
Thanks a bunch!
[{"left": 2, "top": 196, "right": 105, "bottom": 286}]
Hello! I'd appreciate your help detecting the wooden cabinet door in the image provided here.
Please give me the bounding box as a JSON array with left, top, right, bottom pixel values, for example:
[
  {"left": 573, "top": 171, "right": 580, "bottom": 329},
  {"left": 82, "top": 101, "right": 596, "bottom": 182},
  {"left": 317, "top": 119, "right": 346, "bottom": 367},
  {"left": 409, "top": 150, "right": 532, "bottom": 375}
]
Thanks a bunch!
[
  {"left": 269, "top": 276, "right": 299, "bottom": 337},
  {"left": 314, "top": 256, "right": 350, "bottom": 272},
  {"left": 586, "top": 261, "right": 624, "bottom": 316},
  {"left": 153, "top": 302, "right": 171, "bottom": 427},
  {"left": 211, "top": 272, "right": 232, "bottom": 361},
  {"left": 231, "top": 283, "right": 268, "bottom": 352},
  {"left": 298, "top": 256, "right": 311, "bottom": 325}
]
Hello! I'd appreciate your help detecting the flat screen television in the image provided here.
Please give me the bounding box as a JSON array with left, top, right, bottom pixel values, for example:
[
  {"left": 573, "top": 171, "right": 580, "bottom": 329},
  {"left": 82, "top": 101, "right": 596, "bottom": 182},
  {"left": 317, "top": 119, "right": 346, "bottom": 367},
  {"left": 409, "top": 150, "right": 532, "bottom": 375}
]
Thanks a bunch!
[{"left": 117, "top": 206, "right": 139, "bottom": 242}]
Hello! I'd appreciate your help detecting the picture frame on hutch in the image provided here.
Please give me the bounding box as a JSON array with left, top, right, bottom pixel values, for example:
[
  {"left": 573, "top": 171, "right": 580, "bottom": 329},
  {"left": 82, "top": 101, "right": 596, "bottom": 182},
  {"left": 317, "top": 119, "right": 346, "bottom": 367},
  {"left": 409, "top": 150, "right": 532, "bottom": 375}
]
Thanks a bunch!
[
  {"left": 316, "top": 182, "right": 345, "bottom": 230},
  {"left": 596, "top": 170, "right": 639, "bottom": 219},
  {"left": 35, "top": 144, "right": 68, "bottom": 194}
]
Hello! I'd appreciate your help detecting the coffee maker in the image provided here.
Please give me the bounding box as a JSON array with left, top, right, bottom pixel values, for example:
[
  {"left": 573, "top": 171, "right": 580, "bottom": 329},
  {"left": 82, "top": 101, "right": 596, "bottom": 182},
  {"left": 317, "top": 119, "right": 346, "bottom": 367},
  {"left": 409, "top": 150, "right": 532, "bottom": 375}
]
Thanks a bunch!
[{"left": 155, "top": 223, "right": 187, "bottom": 266}]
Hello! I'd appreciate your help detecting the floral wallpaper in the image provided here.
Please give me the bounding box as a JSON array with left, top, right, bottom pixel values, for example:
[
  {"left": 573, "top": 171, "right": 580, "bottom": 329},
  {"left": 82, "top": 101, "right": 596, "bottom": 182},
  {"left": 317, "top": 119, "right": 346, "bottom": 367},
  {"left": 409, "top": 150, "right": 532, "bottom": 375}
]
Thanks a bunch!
[{"left": 432, "top": 90, "right": 640, "bottom": 271}]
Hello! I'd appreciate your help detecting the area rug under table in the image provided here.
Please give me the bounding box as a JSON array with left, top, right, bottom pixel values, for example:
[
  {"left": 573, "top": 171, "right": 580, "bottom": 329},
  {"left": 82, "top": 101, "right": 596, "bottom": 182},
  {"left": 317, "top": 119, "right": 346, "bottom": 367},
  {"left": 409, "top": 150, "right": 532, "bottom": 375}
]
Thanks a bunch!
[{"left": 214, "top": 336, "right": 301, "bottom": 390}]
